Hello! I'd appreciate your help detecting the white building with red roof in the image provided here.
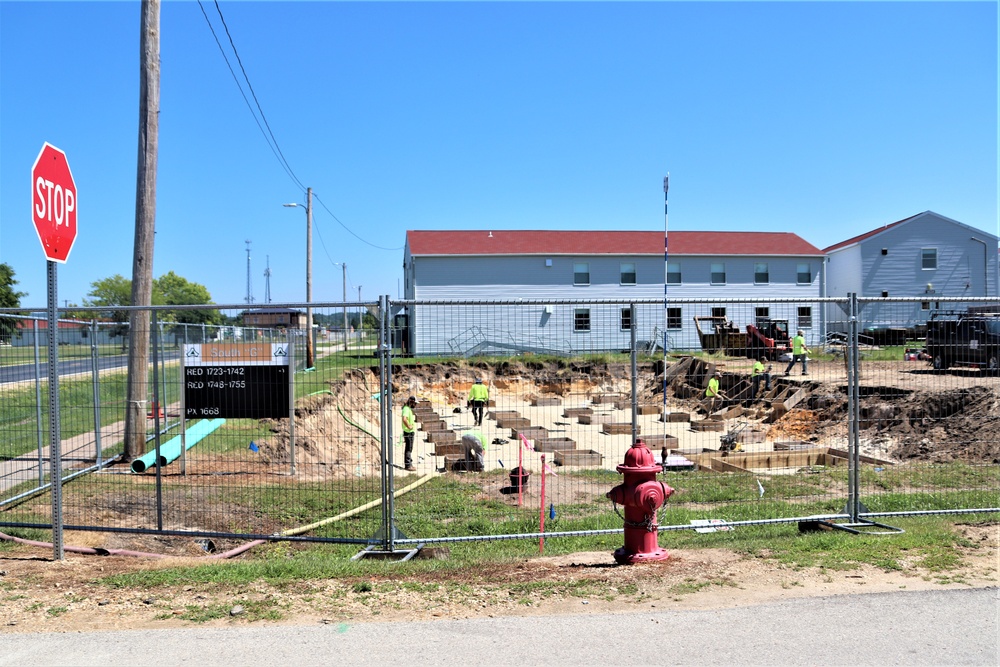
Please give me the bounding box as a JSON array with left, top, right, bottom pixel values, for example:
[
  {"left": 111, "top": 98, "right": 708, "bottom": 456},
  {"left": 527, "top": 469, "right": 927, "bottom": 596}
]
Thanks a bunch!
[{"left": 402, "top": 229, "right": 824, "bottom": 356}]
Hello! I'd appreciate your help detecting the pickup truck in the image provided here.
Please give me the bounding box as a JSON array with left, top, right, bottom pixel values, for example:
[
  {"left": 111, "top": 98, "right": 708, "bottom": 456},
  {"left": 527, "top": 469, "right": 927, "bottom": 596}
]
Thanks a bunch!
[{"left": 925, "top": 314, "right": 1000, "bottom": 371}]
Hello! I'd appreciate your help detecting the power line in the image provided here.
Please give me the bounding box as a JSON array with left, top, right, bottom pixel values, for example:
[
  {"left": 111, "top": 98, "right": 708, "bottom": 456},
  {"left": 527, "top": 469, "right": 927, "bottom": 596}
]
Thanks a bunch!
[
  {"left": 196, "top": 0, "right": 301, "bottom": 189},
  {"left": 197, "top": 2, "right": 402, "bottom": 257},
  {"left": 209, "top": 0, "right": 305, "bottom": 192}
]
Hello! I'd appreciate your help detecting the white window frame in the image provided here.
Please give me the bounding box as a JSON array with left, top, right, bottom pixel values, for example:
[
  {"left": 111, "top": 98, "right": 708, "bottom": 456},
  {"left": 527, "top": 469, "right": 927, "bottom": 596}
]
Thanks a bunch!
[
  {"left": 573, "top": 263, "right": 590, "bottom": 286},
  {"left": 666, "top": 261, "right": 681, "bottom": 285},
  {"left": 921, "top": 248, "right": 937, "bottom": 270},
  {"left": 797, "top": 263, "right": 812, "bottom": 285},
  {"left": 574, "top": 308, "right": 591, "bottom": 332},
  {"left": 666, "top": 307, "right": 682, "bottom": 330},
  {"left": 710, "top": 262, "right": 726, "bottom": 285},
  {"left": 620, "top": 308, "right": 632, "bottom": 331},
  {"left": 620, "top": 262, "right": 636, "bottom": 286},
  {"left": 797, "top": 306, "right": 813, "bottom": 329},
  {"left": 754, "top": 262, "right": 769, "bottom": 285}
]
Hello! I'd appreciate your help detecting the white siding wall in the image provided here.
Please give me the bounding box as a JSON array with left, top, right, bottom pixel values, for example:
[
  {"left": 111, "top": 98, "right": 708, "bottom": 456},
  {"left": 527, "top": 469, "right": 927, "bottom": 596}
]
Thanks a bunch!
[{"left": 407, "top": 254, "right": 824, "bottom": 354}]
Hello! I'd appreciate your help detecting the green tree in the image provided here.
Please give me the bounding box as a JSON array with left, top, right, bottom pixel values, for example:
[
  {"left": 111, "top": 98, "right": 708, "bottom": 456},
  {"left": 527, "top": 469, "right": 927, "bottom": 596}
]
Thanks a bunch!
[
  {"left": 84, "top": 274, "right": 133, "bottom": 346},
  {"left": 85, "top": 272, "right": 223, "bottom": 346},
  {"left": 154, "top": 271, "right": 223, "bottom": 326},
  {"left": 0, "top": 262, "right": 27, "bottom": 344}
]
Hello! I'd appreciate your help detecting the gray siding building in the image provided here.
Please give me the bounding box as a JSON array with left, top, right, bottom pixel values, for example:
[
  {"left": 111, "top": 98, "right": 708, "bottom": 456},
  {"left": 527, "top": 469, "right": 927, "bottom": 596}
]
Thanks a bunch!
[{"left": 823, "top": 211, "right": 999, "bottom": 333}]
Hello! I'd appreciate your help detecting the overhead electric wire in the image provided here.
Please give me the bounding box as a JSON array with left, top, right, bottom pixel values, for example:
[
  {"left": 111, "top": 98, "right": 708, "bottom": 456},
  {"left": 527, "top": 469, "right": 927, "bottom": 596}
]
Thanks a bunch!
[
  {"left": 209, "top": 0, "right": 306, "bottom": 193},
  {"left": 197, "top": 1, "right": 402, "bottom": 257},
  {"left": 314, "top": 194, "right": 403, "bottom": 251},
  {"left": 196, "top": 0, "right": 299, "bottom": 188}
]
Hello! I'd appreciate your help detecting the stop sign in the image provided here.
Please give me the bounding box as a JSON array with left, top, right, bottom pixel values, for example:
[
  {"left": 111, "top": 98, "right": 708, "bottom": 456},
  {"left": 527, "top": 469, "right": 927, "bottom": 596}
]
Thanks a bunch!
[{"left": 32, "top": 142, "right": 77, "bottom": 263}]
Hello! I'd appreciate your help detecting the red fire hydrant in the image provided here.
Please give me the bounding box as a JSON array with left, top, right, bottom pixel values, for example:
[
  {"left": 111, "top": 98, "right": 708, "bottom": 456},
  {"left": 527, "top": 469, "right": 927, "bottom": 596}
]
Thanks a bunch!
[{"left": 606, "top": 439, "right": 674, "bottom": 564}]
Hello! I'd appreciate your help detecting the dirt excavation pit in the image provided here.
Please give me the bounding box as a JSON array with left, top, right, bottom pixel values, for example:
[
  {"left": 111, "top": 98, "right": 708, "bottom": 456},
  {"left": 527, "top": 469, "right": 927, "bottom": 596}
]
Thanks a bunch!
[{"left": 253, "top": 358, "right": 1000, "bottom": 475}]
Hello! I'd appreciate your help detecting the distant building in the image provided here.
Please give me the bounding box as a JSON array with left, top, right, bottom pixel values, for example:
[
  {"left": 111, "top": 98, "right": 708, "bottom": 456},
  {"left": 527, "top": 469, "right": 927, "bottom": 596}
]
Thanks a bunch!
[
  {"left": 823, "top": 211, "right": 999, "bottom": 333},
  {"left": 240, "top": 307, "right": 307, "bottom": 329},
  {"left": 402, "top": 230, "right": 824, "bottom": 355}
]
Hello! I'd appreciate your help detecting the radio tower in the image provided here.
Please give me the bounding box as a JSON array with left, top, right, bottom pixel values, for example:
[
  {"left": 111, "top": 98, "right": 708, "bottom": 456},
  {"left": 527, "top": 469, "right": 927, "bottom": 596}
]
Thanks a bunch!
[
  {"left": 245, "top": 240, "right": 254, "bottom": 304},
  {"left": 263, "top": 255, "right": 272, "bottom": 304}
]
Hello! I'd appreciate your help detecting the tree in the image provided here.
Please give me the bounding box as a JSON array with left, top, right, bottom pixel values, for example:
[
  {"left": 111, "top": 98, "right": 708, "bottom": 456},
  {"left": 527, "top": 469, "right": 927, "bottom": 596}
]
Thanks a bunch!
[
  {"left": 154, "top": 271, "right": 223, "bottom": 326},
  {"left": 85, "top": 272, "right": 223, "bottom": 347},
  {"left": 84, "top": 274, "right": 133, "bottom": 346},
  {"left": 0, "top": 263, "right": 27, "bottom": 344}
]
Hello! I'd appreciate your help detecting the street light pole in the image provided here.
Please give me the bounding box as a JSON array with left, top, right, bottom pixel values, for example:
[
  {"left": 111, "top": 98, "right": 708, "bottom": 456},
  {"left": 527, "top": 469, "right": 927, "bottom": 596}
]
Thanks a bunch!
[{"left": 283, "top": 188, "right": 314, "bottom": 369}]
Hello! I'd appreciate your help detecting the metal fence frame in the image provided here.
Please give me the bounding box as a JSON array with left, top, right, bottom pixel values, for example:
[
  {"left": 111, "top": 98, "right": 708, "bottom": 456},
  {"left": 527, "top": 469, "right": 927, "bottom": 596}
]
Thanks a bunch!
[{"left": 2, "top": 296, "right": 997, "bottom": 558}]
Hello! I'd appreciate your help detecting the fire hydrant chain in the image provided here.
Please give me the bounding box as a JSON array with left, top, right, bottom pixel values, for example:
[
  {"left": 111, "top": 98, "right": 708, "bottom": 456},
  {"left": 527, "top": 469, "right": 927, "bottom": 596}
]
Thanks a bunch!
[{"left": 610, "top": 499, "right": 657, "bottom": 532}]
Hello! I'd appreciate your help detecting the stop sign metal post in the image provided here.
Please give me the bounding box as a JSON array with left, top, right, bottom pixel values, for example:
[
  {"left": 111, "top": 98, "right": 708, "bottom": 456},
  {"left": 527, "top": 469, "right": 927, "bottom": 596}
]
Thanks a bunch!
[{"left": 32, "top": 142, "right": 77, "bottom": 560}]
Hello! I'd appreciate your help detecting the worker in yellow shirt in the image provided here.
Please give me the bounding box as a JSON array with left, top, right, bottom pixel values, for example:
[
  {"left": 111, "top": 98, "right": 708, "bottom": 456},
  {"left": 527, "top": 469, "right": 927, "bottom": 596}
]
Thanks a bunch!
[
  {"left": 467, "top": 377, "right": 489, "bottom": 427},
  {"left": 705, "top": 371, "right": 728, "bottom": 413}
]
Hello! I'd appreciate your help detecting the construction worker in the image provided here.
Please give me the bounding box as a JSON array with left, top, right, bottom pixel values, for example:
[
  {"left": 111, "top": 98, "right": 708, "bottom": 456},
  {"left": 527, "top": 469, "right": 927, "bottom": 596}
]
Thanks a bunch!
[
  {"left": 785, "top": 330, "right": 809, "bottom": 376},
  {"left": 705, "top": 371, "right": 727, "bottom": 413},
  {"left": 461, "top": 430, "right": 486, "bottom": 472},
  {"left": 401, "top": 396, "right": 418, "bottom": 472},
  {"left": 751, "top": 357, "right": 773, "bottom": 399},
  {"left": 467, "top": 377, "right": 489, "bottom": 427}
]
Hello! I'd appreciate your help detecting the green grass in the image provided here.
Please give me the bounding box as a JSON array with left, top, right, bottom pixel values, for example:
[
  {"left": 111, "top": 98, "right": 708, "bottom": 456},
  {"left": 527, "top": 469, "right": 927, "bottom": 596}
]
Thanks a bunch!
[
  {"left": 96, "top": 513, "right": 995, "bottom": 598},
  {"left": 0, "top": 343, "right": 126, "bottom": 367}
]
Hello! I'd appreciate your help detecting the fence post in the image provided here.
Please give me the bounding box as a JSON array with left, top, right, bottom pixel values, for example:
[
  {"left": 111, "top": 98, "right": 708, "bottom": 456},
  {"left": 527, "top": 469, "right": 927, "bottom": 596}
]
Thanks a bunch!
[
  {"left": 32, "top": 319, "right": 44, "bottom": 487},
  {"left": 91, "top": 320, "right": 102, "bottom": 467},
  {"left": 630, "top": 303, "right": 638, "bottom": 444},
  {"left": 287, "top": 329, "right": 296, "bottom": 476},
  {"left": 151, "top": 309, "right": 164, "bottom": 531},
  {"left": 380, "top": 295, "right": 394, "bottom": 552},
  {"left": 846, "top": 293, "right": 861, "bottom": 522}
]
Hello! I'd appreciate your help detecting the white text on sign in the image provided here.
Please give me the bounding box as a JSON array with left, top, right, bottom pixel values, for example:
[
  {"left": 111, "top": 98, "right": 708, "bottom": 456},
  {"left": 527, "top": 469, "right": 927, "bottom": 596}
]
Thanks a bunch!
[{"left": 34, "top": 178, "right": 76, "bottom": 227}]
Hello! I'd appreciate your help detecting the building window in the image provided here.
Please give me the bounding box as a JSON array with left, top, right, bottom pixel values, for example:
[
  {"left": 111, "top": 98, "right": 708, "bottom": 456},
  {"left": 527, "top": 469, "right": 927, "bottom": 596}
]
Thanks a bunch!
[
  {"left": 921, "top": 301, "right": 940, "bottom": 311},
  {"left": 574, "top": 308, "right": 591, "bottom": 332},
  {"left": 921, "top": 248, "right": 937, "bottom": 270},
  {"left": 666, "top": 307, "right": 682, "bottom": 330},
  {"left": 620, "top": 308, "right": 632, "bottom": 331},
  {"left": 711, "top": 263, "right": 726, "bottom": 285},
  {"left": 797, "top": 263, "right": 811, "bottom": 284},
  {"left": 754, "top": 262, "right": 769, "bottom": 284},
  {"left": 711, "top": 307, "right": 726, "bottom": 319},
  {"left": 755, "top": 307, "right": 769, "bottom": 324},
  {"left": 620, "top": 262, "right": 636, "bottom": 285},
  {"left": 666, "top": 262, "right": 681, "bottom": 285},
  {"left": 797, "top": 306, "right": 812, "bottom": 329},
  {"left": 574, "top": 263, "right": 590, "bottom": 286}
]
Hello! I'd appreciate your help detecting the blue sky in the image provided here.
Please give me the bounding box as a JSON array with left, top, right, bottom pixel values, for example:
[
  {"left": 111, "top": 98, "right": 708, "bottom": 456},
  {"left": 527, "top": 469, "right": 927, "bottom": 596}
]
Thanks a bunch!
[{"left": 1, "top": 1, "right": 996, "bottom": 310}]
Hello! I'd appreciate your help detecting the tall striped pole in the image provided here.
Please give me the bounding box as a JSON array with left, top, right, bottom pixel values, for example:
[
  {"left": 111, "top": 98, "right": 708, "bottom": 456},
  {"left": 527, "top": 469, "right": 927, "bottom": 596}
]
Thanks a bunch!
[{"left": 662, "top": 174, "right": 670, "bottom": 422}]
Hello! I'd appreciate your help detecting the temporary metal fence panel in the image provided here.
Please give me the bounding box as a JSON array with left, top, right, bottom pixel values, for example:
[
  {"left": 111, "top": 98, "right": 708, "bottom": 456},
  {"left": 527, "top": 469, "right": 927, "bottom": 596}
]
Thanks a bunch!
[
  {"left": 849, "top": 297, "right": 1000, "bottom": 521},
  {"left": 2, "top": 296, "right": 996, "bottom": 555}
]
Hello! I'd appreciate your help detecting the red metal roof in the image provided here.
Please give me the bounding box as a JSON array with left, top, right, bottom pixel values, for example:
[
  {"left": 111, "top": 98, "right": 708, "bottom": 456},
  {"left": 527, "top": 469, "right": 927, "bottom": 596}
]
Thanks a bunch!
[
  {"left": 822, "top": 213, "right": 921, "bottom": 252},
  {"left": 407, "top": 230, "right": 823, "bottom": 256}
]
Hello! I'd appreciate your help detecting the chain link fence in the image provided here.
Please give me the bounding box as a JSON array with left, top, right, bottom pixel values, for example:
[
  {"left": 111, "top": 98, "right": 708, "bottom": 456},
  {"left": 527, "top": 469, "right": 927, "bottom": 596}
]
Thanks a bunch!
[{"left": 1, "top": 297, "right": 997, "bottom": 556}]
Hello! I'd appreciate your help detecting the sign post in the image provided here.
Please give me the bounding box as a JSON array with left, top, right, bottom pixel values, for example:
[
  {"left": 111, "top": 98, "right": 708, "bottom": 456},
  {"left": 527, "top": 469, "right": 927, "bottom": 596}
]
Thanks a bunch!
[{"left": 32, "top": 142, "right": 78, "bottom": 561}]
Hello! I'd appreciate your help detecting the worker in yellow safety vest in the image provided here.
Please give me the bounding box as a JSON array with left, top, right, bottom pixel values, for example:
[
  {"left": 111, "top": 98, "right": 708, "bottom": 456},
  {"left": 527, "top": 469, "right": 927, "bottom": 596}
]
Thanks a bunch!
[{"left": 467, "top": 378, "right": 489, "bottom": 427}]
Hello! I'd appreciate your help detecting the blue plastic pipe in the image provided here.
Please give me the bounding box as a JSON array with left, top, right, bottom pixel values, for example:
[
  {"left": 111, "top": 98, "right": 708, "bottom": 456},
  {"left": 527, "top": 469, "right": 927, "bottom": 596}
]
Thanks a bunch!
[{"left": 130, "top": 418, "right": 226, "bottom": 473}]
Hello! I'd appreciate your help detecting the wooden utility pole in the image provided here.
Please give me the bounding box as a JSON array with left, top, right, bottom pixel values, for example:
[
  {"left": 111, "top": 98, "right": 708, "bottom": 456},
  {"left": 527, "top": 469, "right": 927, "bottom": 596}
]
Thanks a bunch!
[{"left": 125, "top": 0, "right": 160, "bottom": 460}]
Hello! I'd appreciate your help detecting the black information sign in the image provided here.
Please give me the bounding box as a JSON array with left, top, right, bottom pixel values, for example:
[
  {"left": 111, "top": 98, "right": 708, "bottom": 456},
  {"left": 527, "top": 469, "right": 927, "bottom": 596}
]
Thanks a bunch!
[{"left": 184, "top": 365, "right": 289, "bottom": 419}]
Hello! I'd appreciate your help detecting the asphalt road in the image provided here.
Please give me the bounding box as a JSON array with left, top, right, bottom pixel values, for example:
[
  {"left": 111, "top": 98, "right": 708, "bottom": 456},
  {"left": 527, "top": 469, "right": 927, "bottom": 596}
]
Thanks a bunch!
[
  {"left": 0, "top": 350, "right": 180, "bottom": 384},
  {"left": 1, "top": 588, "right": 996, "bottom": 666}
]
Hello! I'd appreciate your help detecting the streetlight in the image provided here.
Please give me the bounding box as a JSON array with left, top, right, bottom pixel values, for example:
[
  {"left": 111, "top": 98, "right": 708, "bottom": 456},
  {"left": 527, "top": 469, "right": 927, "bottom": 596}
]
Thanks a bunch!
[{"left": 283, "top": 187, "right": 314, "bottom": 369}]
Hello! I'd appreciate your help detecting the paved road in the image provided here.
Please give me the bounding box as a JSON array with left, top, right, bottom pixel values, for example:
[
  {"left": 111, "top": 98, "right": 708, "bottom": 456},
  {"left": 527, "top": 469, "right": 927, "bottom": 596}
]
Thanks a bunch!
[
  {"left": 1, "top": 588, "right": 996, "bottom": 666},
  {"left": 0, "top": 350, "right": 180, "bottom": 385}
]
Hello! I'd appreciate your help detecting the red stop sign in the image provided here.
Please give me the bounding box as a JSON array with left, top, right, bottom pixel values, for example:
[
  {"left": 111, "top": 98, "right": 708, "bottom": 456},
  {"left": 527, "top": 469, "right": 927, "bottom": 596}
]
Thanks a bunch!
[{"left": 32, "top": 142, "right": 78, "bottom": 263}]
